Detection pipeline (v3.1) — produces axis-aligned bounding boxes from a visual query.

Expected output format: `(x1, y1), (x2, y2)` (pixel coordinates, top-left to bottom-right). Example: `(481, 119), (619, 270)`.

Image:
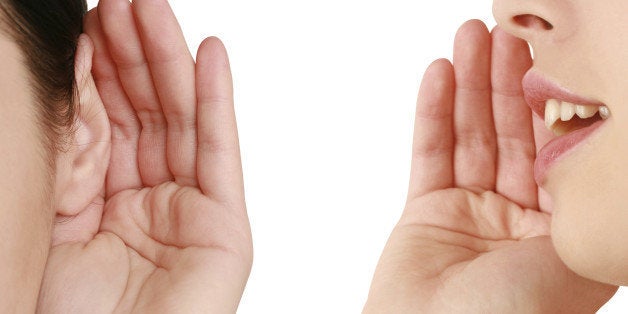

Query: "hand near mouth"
(364, 20), (616, 313)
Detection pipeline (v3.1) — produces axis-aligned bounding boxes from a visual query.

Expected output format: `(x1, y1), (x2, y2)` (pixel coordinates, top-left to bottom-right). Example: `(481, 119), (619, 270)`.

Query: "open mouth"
(543, 99), (610, 136)
(522, 70), (611, 183)
(523, 70), (611, 135)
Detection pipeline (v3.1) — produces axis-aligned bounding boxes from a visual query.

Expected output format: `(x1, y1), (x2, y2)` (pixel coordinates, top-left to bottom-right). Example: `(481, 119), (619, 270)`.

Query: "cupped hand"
(37, 0), (251, 312)
(364, 20), (616, 313)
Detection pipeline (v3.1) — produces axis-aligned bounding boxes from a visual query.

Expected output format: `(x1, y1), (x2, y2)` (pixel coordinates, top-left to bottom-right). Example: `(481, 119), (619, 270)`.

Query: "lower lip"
(534, 121), (605, 185)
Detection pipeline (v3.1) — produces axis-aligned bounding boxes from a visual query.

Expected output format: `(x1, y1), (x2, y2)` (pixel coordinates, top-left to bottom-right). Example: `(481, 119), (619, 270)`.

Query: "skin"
(37, 0), (252, 312)
(494, 0), (628, 286)
(0, 31), (56, 313)
(364, 20), (618, 313)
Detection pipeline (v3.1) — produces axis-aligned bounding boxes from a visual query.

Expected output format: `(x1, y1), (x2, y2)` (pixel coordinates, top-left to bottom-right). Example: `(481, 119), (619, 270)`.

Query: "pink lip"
(533, 120), (604, 184)
(522, 70), (607, 184)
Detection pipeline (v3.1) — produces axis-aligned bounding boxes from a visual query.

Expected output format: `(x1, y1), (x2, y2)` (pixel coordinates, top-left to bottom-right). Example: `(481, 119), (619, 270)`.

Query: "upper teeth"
(544, 99), (610, 130)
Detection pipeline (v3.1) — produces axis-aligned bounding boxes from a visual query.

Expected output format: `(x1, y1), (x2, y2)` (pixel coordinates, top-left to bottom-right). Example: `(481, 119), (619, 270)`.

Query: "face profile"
(495, 0), (628, 286)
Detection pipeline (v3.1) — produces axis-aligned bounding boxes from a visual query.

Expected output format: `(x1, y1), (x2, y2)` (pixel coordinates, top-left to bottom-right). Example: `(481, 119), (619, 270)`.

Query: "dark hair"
(0, 0), (87, 157)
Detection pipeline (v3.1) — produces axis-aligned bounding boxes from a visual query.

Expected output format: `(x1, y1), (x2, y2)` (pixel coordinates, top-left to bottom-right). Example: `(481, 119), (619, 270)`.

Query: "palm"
(38, 0), (251, 313)
(398, 189), (555, 312)
(100, 184), (248, 312)
(42, 185), (249, 313)
(365, 21), (615, 313)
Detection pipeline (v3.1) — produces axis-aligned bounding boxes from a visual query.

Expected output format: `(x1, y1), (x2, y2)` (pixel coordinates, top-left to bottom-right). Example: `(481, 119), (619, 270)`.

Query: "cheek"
(0, 99), (51, 209)
(0, 116), (53, 238)
(0, 107), (55, 289)
(0, 139), (51, 211)
(547, 125), (628, 285)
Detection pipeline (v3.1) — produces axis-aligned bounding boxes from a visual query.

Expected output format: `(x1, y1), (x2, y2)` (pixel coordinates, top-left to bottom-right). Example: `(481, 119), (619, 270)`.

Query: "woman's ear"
(53, 34), (111, 217)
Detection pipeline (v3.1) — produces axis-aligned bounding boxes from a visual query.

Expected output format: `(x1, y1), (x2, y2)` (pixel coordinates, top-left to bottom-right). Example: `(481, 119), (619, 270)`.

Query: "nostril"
(513, 14), (554, 31)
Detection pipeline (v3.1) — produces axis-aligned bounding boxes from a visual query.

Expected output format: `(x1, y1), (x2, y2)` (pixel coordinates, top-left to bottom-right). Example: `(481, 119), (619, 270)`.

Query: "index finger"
(196, 37), (244, 204)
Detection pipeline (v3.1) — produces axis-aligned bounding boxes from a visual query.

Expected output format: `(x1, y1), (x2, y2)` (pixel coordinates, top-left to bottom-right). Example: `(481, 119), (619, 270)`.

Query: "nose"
(492, 0), (568, 43)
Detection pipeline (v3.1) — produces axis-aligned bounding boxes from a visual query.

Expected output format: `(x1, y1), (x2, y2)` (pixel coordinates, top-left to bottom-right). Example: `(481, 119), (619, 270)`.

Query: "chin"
(551, 200), (628, 286)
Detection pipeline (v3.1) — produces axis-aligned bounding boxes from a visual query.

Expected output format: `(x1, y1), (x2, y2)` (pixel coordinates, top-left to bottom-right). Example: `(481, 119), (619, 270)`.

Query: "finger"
(491, 27), (537, 209)
(133, 0), (198, 187)
(533, 115), (555, 212)
(196, 37), (244, 204)
(452, 20), (496, 192)
(84, 8), (142, 197)
(98, 0), (172, 186)
(533, 114), (554, 154)
(408, 59), (455, 199)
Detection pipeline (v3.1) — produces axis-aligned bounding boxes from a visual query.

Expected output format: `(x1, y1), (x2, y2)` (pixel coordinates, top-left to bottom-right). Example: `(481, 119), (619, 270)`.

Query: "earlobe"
(53, 34), (111, 217)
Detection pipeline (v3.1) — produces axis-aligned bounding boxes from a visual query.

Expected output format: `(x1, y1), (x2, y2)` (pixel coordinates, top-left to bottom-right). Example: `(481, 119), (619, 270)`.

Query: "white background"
(87, 0), (627, 313)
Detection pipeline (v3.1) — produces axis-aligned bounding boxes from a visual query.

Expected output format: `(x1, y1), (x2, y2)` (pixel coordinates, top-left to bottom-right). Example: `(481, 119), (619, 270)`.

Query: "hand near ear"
(364, 20), (616, 313)
(37, 0), (252, 312)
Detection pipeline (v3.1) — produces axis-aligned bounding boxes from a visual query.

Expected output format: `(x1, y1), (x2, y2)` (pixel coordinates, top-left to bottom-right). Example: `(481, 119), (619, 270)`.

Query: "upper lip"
(521, 70), (605, 118)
